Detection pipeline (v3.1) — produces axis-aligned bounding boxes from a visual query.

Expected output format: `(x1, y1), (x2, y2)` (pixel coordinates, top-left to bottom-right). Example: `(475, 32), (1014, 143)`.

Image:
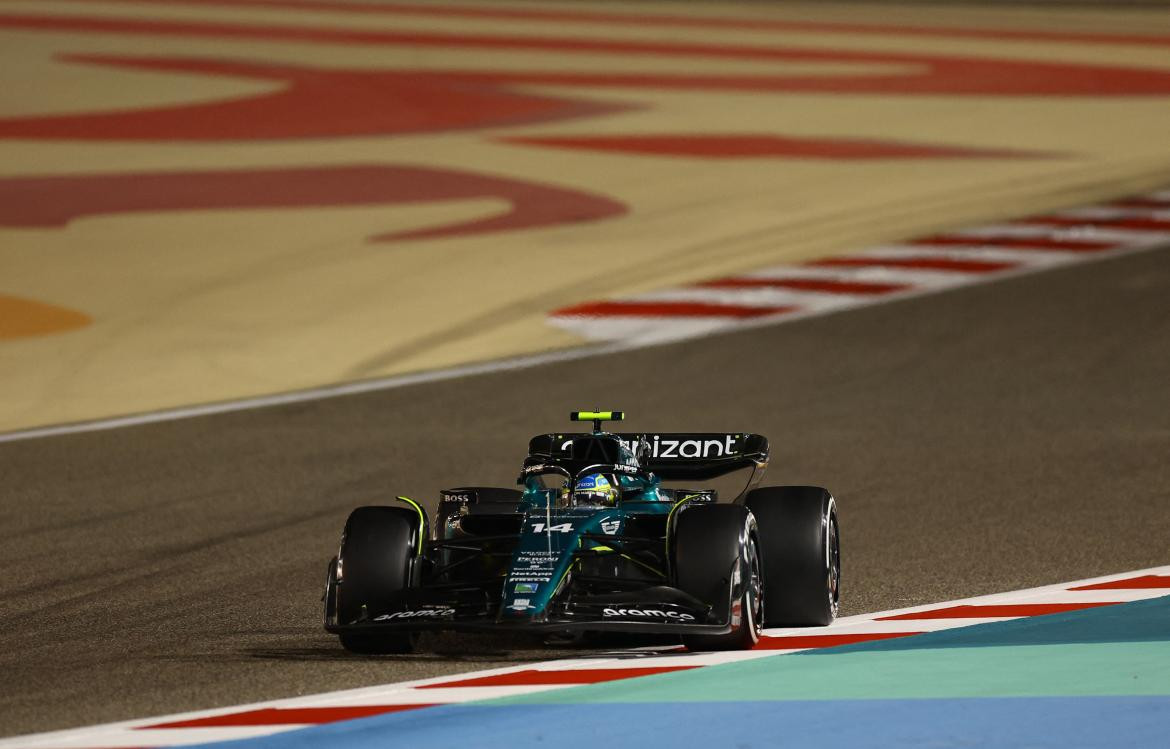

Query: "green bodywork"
(496, 479), (672, 622)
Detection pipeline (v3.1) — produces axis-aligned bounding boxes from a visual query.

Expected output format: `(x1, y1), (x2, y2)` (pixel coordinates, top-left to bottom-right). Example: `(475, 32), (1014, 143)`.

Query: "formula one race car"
(323, 411), (840, 653)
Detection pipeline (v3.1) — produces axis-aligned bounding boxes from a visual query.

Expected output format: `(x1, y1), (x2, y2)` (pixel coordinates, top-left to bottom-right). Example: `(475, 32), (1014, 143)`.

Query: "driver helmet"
(573, 473), (618, 506)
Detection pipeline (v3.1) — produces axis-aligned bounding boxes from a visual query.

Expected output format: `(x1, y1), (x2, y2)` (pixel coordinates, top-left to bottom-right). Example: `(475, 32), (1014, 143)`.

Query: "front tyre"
(335, 506), (421, 654)
(745, 486), (840, 626)
(673, 504), (763, 651)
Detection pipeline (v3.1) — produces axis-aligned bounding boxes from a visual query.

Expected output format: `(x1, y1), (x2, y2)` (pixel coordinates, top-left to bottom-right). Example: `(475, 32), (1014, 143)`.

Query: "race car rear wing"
(527, 432), (769, 482)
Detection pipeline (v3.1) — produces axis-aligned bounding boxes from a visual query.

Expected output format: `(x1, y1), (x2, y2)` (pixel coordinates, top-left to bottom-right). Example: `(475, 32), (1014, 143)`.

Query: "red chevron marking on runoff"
(0, 166), (627, 242)
(0, 55), (627, 140)
(1, 14), (1170, 146)
(6, 0), (1170, 48)
(1070, 575), (1170, 590)
(143, 705), (431, 728)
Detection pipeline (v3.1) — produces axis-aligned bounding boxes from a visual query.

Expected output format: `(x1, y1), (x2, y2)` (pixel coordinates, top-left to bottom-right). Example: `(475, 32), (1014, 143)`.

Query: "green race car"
(323, 411), (840, 653)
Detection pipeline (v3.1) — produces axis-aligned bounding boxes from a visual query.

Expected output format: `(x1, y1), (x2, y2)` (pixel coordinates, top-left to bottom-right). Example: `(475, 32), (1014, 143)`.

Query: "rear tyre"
(336, 506), (421, 654)
(672, 504), (763, 651)
(745, 486), (840, 626)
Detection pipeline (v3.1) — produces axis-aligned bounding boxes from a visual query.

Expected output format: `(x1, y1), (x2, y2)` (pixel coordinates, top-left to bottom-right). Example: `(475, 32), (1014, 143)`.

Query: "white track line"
(3, 565), (1167, 749)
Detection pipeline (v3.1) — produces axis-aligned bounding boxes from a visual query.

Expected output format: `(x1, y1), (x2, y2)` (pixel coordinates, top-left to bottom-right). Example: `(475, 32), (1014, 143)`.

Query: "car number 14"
(530, 522), (574, 533)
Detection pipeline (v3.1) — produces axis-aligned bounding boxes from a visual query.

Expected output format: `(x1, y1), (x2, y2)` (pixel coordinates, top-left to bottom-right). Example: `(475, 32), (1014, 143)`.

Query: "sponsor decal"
(600, 519), (620, 535)
(558, 435), (739, 460)
(511, 549), (558, 584)
(514, 583), (538, 593)
(516, 550), (558, 566)
(511, 598), (531, 611)
(645, 434), (737, 459)
(602, 607), (696, 621)
(373, 608), (456, 621)
(440, 490), (475, 519)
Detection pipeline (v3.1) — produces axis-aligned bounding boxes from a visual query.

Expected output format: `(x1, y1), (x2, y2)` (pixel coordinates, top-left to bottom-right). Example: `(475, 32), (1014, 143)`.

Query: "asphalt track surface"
(3, 243), (1170, 737)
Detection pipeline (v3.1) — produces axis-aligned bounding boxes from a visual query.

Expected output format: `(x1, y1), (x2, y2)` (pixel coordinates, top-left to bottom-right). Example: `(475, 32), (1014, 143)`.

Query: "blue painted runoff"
(193, 696), (1170, 749)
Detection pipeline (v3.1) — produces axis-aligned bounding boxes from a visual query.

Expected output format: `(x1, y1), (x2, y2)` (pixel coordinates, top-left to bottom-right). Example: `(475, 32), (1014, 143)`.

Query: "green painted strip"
(485, 641), (1170, 705)
(481, 595), (1170, 706)
(803, 595), (1170, 653)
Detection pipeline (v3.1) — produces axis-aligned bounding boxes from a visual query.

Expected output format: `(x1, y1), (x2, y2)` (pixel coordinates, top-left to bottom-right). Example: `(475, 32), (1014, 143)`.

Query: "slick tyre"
(744, 486), (840, 626)
(673, 504), (763, 651)
(336, 506), (420, 654)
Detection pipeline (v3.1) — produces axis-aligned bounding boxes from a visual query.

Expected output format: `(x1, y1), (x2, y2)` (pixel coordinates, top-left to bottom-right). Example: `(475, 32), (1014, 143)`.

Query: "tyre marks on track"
(549, 190), (1170, 344)
(4, 566), (1167, 749)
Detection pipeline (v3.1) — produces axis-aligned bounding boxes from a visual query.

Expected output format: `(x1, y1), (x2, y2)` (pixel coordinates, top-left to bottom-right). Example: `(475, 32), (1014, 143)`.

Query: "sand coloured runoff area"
(2, 0), (1170, 432)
